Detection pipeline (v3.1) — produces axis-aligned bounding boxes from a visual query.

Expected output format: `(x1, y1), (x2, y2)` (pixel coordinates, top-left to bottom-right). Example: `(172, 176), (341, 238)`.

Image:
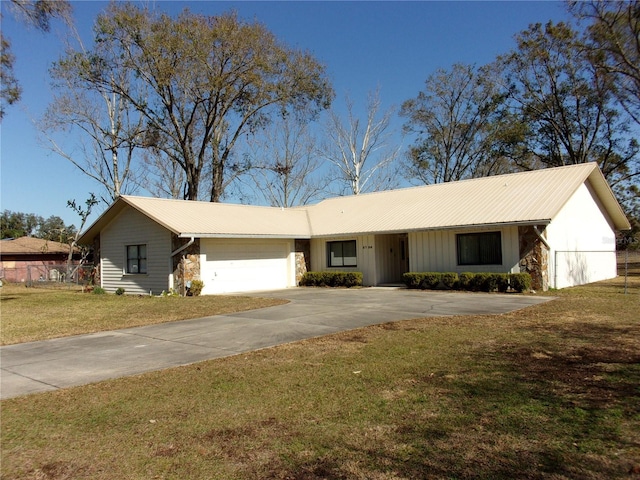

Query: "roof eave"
(180, 233), (311, 239)
(310, 220), (553, 238)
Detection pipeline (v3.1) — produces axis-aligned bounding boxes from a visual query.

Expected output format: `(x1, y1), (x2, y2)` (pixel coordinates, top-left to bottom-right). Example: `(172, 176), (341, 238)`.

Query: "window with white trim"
(328, 240), (357, 267)
(456, 232), (502, 265)
(126, 244), (147, 274)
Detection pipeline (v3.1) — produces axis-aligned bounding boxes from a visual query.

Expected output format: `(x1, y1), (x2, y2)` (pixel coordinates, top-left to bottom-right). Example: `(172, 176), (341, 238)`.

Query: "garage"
(200, 239), (294, 294)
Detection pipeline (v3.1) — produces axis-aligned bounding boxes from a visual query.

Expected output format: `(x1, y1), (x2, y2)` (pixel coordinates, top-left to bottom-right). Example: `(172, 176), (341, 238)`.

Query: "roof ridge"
(122, 195), (305, 211)
(313, 163), (599, 204)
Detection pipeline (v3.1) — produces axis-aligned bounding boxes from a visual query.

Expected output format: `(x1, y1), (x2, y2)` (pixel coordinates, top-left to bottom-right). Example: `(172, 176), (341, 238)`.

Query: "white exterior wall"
(200, 238), (296, 294)
(100, 207), (172, 295)
(310, 235), (377, 286)
(546, 182), (617, 289)
(408, 226), (521, 274)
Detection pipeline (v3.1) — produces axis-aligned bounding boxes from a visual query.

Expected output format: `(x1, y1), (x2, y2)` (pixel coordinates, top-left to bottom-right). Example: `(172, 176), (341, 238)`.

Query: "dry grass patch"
(0, 284), (286, 345)
(1, 272), (639, 479)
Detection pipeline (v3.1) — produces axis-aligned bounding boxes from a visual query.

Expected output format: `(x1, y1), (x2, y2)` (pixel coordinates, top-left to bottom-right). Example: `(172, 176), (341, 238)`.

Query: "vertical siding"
(547, 182), (617, 288)
(375, 234), (407, 283)
(100, 207), (172, 295)
(310, 235), (376, 285)
(409, 227), (519, 274)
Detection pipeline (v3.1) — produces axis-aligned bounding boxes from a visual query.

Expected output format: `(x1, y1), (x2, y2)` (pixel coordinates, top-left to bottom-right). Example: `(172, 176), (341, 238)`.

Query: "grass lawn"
(1, 270), (639, 479)
(0, 285), (287, 345)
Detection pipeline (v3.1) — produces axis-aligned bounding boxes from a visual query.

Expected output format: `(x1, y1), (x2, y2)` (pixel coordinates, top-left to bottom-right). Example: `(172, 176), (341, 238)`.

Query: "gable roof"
(80, 196), (311, 242)
(79, 163), (630, 244)
(0, 237), (75, 256)
(307, 162), (630, 236)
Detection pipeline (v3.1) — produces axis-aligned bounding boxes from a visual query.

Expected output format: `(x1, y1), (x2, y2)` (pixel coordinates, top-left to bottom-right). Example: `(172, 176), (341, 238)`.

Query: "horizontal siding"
(101, 206), (171, 295)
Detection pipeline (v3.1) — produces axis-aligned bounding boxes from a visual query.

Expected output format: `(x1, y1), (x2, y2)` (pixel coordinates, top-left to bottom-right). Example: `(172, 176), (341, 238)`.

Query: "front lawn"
(1, 273), (639, 479)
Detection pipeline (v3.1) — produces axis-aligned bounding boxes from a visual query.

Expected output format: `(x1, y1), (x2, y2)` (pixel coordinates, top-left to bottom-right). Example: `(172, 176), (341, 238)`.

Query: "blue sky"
(0, 1), (571, 227)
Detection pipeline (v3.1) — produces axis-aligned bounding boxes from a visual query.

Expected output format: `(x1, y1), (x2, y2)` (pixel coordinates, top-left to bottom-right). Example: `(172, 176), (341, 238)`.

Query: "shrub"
(300, 271), (362, 288)
(494, 273), (510, 292)
(115, 287), (125, 296)
(419, 272), (441, 290)
(509, 273), (532, 292)
(457, 272), (474, 291)
(188, 280), (204, 296)
(92, 286), (106, 295)
(402, 272), (459, 290)
(440, 272), (459, 289)
(401, 273), (422, 289)
(405, 272), (531, 293)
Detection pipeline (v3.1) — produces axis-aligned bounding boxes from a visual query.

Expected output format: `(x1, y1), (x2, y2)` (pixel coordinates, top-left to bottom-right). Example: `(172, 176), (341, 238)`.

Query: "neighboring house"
(0, 237), (81, 284)
(78, 163), (630, 295)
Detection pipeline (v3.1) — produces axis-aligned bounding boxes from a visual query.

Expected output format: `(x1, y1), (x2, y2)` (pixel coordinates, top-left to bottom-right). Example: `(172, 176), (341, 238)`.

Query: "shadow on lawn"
(270, 321), (640, 480)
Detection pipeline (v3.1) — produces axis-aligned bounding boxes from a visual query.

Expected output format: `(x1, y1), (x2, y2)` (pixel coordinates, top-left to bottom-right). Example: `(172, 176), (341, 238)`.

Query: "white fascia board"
(179, 233), (310, 239)
(309, 220), (553, 238)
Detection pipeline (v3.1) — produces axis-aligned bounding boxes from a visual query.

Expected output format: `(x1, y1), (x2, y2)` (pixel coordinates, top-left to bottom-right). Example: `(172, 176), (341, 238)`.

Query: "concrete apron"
(0, 288), (553, 400)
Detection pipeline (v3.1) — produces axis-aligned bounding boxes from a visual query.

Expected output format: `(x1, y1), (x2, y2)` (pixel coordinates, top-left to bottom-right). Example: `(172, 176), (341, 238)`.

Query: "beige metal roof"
(79, 163), (630, 244)
(306, 162), (631, 236)
(81, 196), (311, 242)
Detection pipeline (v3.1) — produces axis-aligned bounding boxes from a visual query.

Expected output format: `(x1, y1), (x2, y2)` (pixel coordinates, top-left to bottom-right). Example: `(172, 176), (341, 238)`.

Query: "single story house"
(0, 237), (81, 284)
(78, 162), (630, 295)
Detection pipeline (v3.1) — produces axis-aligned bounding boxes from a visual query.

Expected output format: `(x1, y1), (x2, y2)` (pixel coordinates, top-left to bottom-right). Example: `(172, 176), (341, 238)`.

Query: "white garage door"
(201, 240), (291, 294)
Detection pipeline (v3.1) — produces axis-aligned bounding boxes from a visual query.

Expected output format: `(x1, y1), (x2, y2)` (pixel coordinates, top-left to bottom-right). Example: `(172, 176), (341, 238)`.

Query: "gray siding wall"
(100, 206), (172, 295)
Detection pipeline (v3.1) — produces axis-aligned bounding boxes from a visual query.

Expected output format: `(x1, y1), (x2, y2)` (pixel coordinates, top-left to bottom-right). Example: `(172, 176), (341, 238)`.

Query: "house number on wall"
(362, 245), (373, 249)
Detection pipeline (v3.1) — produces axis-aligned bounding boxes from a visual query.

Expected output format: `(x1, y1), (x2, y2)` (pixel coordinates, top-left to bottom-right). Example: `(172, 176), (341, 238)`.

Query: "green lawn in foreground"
(0, 285), (287, 345)
(1, 273), (639, 479)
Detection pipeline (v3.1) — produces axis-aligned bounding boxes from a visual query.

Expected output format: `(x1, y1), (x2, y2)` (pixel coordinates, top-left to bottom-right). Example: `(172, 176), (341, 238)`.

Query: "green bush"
(440, 272), (459, 289)
(188, 280), (204, 296)
(401, 273), (422, 289)
(494, 273), (511, 293)
(458, 272), (475, 291)
(509, 273), (532, 292)
(115, 287), (125, 296)
(92, 286), (106, 295)
(403, 272), (532, 293)
(420, 272), (441, 289)
(300, 271), (363, 288)
(402, 272), (459, 290)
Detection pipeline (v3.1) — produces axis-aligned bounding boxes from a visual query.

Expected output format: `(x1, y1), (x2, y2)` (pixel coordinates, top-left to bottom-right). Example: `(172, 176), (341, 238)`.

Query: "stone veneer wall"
(518, 226), (549, 292)
(172, 236), (201, 296)
(295, 239), (311, 285)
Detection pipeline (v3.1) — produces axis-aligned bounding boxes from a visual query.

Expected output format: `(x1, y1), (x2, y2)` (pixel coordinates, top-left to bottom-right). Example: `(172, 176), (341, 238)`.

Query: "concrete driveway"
(0, 288), (552, 400)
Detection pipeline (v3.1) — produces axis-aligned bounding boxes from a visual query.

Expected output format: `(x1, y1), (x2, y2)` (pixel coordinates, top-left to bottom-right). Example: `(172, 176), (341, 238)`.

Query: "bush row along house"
(78, 163), (631, 295)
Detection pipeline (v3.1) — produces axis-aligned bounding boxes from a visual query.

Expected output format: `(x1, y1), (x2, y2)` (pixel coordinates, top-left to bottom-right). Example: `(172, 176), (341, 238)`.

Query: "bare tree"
(321, 89), (400, 195)
(570, 0), (640, 126)
(40, 25), (145, 204)
(65, 193), (98, 278)
(79, 5), (333, 202)
(141, 150), (186, 200)
(400, 63), (510, 185)
(496, 21), (639, 188)
(245, 114), (328, 207)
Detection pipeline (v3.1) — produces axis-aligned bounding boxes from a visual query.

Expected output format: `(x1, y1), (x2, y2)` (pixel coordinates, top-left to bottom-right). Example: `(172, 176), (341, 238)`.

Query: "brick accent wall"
(518, 226), (549, 291)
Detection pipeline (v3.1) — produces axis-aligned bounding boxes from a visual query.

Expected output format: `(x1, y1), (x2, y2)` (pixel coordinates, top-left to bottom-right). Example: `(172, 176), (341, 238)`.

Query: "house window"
(126, 244), (147, 274)
(457, 232), (502, 265)
(328, 240), (357, 267)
